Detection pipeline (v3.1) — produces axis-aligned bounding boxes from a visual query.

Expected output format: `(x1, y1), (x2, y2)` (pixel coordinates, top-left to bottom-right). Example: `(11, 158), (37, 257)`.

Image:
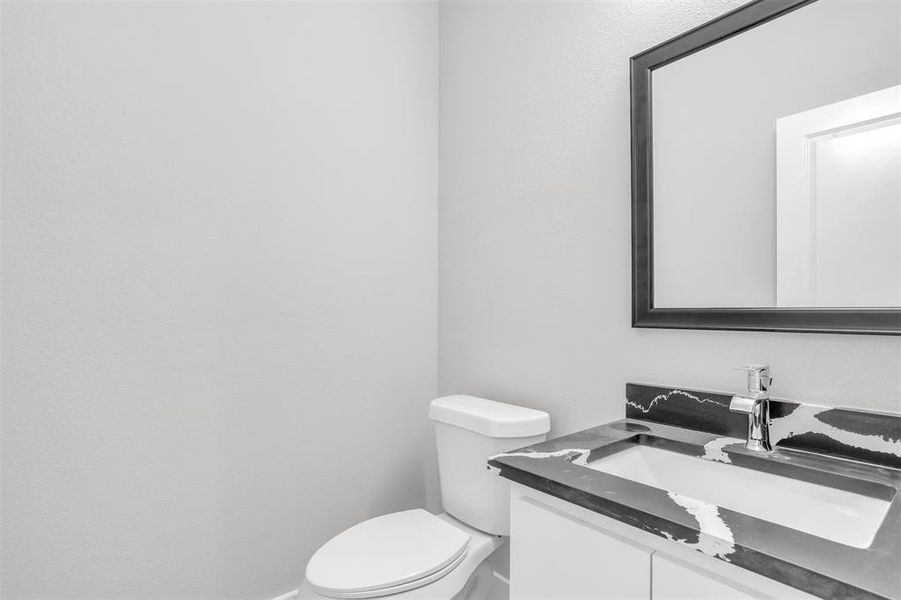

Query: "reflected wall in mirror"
(632, 0), (901, 334)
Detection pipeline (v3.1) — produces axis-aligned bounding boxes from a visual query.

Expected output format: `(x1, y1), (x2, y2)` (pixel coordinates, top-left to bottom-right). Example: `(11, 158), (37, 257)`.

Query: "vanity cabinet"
(510, 494), (651, 599)
(652, 554), (757, 600)
(509, 484), (819, 600)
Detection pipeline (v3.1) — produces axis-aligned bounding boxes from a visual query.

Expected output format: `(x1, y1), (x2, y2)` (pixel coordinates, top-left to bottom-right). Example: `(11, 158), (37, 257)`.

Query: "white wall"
(1, 2), (437, 599)
(438, 0), (901, 442)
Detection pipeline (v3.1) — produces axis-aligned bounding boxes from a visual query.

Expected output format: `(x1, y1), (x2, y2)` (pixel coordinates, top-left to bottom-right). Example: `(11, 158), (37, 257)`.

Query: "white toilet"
(299, 395), (550, 600)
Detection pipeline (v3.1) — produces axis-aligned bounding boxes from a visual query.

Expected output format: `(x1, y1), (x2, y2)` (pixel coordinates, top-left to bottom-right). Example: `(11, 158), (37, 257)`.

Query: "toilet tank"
(429, 395), (550, 536)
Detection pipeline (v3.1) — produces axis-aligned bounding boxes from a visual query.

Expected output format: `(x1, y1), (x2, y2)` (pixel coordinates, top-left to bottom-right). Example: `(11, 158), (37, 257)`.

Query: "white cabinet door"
(652, 553), (762, 600)
(510, 495), (652, 599)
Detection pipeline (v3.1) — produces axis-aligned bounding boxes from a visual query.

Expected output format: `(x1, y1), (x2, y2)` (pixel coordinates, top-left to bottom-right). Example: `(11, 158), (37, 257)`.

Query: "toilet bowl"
(299, 511), (504, 599)
(299, 396), (550, 600)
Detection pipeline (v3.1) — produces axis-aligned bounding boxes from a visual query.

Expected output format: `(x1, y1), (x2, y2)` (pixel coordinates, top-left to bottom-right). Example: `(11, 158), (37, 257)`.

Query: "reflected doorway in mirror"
(776, 85), (901, 308)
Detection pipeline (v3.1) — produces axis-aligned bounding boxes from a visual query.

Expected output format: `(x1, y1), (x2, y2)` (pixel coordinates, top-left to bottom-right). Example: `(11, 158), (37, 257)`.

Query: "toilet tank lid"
(429, 395), (550, 438)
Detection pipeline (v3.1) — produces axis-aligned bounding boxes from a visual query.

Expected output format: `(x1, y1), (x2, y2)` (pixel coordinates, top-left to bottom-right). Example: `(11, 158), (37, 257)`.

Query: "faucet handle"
(729, 395), (759, 414)
(736, 364), (771, 399)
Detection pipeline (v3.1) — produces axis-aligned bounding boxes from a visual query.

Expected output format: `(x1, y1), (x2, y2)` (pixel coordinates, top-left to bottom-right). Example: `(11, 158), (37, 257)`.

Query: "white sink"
(586, 444), (891, 549)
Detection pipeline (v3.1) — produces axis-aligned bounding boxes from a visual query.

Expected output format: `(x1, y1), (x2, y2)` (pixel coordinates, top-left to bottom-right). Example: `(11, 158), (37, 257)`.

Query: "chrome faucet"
(730, 364), (772, 451)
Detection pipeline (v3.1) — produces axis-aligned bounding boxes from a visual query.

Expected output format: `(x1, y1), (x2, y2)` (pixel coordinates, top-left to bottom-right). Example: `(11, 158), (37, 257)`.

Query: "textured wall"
(438, 0), (901, 441)
(1, 2), (437, 599)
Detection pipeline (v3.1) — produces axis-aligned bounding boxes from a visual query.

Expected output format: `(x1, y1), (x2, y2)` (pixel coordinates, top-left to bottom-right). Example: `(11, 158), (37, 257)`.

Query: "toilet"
(299, 395), (550, 599)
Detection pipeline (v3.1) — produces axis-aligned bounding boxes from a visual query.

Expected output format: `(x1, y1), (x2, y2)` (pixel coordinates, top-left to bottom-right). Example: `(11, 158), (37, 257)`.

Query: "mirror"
(631, 0), (901, 334)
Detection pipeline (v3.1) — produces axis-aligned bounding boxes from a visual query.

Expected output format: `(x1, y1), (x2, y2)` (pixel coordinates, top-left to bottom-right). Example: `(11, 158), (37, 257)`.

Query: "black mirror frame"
(630, 0), (901, 336)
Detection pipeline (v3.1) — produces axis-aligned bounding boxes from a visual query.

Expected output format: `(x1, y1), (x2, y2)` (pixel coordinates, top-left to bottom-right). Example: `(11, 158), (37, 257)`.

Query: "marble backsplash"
(626, 383), (901, 469)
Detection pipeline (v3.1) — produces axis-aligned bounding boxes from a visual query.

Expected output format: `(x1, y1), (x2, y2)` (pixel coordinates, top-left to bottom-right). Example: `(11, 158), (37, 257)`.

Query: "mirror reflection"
(652, 0), (900, 309)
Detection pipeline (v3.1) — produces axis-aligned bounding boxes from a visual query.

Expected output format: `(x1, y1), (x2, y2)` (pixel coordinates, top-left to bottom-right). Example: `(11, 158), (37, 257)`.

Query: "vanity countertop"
(489, 384), (901, 600)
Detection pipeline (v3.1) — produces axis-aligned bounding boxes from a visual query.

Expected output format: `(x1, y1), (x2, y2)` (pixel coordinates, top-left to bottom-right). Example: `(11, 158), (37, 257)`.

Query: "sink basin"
(586, 444), (891, 548)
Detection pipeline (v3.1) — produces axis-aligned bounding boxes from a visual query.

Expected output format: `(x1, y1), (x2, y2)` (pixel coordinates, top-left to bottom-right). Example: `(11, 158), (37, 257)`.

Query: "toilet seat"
(305, 509), (471, 599)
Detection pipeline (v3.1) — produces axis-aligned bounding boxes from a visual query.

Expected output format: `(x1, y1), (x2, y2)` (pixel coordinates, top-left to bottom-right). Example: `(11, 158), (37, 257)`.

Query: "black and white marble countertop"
(489, 384), (901, 600)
